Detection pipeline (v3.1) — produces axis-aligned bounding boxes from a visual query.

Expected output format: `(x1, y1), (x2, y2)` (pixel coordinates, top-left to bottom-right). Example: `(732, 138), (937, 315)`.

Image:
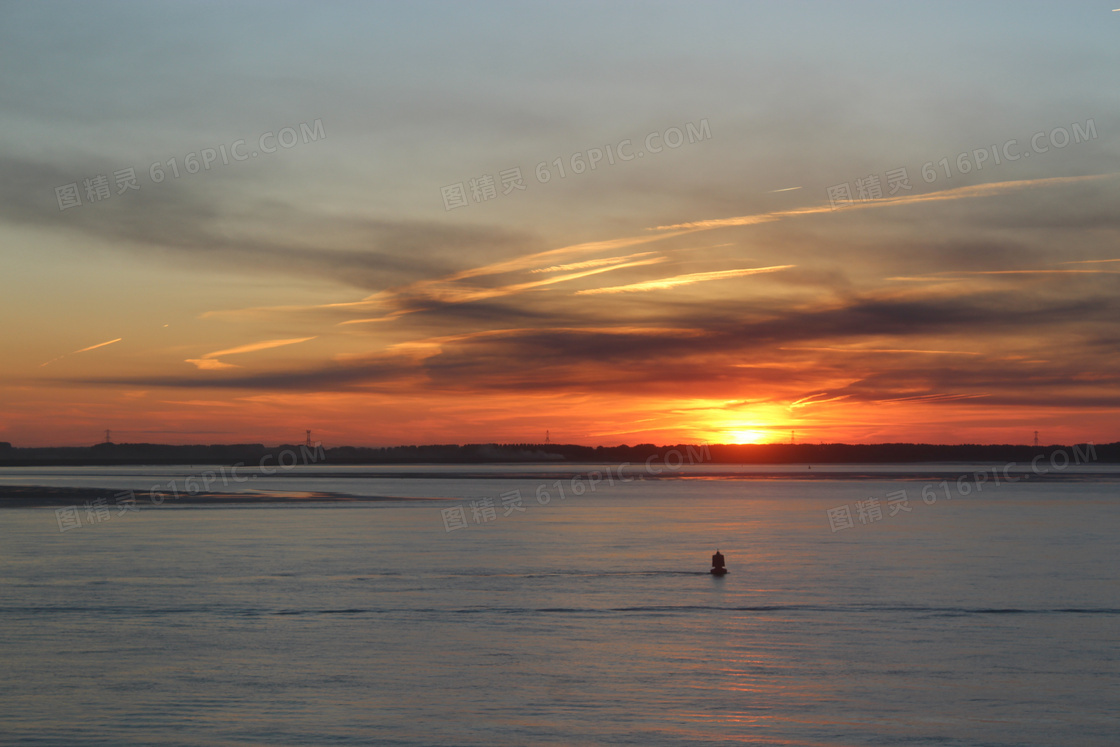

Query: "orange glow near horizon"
(725, 429), (774, 445)
(2, 372), (1116, 448)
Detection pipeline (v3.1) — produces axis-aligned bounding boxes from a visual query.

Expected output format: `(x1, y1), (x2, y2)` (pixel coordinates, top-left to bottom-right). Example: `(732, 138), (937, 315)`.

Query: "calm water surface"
(1, 466), (1118, 745)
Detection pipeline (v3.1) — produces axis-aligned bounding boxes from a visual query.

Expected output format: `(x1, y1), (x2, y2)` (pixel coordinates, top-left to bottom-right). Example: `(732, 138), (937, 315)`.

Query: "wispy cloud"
(782, 346), (981, 355)
(653, 174), (1120, 232)
(40, 337), (122, 367)
(185, 358), (241, 371)
(73, 338), (123, 354)
(186, 336), (317, 370)
(69, 285), (1120, 417)
(949, 269), (1120, 275)
(530, 251), (659, 273)
(204, 233), (689, 326)
(889, 269), (1120, 282)
(203, 337), (319, 358)
(210, 173), (1116, 331)
(789, 392), (851, 409)
(339, 257), (667, 324)
(440, 233), (690, 283)
(576, 265), (794, 295)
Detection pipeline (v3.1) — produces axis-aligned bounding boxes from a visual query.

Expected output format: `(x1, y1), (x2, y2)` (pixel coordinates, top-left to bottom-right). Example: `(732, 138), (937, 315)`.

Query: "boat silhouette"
(710, 549), (728, 576)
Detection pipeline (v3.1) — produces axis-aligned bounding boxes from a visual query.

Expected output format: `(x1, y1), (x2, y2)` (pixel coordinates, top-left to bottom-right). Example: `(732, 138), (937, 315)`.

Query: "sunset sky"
(2, 1), (1118, 447)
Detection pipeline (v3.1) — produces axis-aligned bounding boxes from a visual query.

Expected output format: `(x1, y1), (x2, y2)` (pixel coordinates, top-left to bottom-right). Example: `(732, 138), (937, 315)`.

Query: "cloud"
(21, 153), (1120, 424)
(68, 285), (1120, 407)
(530, 251), (659, 273)
(73, 337), (123, 354)
(781, 346), (981, 355)
(337, 257), (669, 324)
(184, 358), (240, 371)
(651, 173), (1120, 232)
(789, 393), (851, 409)
(576, 264), (794, 295)
(187, 336), (316, 370)
(40, 337), (122, 367)
(940, 270), (1120, 276)
(0, 155), (540, 293)
(202, 231), (690, 325)
(203, 337), (318, 359)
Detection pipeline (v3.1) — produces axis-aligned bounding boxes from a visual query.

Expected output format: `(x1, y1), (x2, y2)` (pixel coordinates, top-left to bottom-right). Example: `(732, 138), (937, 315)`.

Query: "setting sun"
(727, 429), (772, 444)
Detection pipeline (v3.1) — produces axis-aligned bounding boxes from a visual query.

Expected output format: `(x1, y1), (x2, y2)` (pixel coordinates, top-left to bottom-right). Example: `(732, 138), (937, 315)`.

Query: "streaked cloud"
(530, 251), (659, 273)
(339, 257), (667, 324)
(653, 174), (1120, 232)
(781, 347), (981, 355)
(186, 337), (316, 370)
(40, 337), (122, 367)
(73, 337), (123, 354)
(576, 265), (795, 295)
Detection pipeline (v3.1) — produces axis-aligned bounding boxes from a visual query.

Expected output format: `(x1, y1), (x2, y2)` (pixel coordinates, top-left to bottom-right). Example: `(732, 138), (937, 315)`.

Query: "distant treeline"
(0, 440), (1115, 466)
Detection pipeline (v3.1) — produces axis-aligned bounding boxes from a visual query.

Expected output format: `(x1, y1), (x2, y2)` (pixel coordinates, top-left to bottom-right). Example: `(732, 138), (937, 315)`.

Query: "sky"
(1, 0), (1118, 447)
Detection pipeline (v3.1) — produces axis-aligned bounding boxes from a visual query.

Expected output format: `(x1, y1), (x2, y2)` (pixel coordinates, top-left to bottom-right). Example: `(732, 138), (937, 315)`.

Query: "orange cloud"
(187, 336), (317, 370)
(576, 265), (794, 295)
(40, 337), (123, 367)
(652, 173), (1120, 232)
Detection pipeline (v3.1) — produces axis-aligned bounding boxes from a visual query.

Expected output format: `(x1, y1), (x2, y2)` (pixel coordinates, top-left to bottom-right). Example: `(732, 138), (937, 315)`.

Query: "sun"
(726, 429), (771, 444)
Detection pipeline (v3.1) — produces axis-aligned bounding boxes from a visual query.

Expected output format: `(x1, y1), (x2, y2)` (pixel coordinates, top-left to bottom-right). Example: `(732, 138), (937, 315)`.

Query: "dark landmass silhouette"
(0, 440), (1115, 466)
(0, 485), (438, 508)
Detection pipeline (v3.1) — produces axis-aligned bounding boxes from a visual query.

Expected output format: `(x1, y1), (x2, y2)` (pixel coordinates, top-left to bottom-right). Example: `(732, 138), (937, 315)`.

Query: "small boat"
(710, 549), (728, 576)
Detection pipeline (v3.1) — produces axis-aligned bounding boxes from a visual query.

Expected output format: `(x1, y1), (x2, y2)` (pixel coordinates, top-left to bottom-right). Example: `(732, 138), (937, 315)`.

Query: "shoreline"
(4, 466), (1119, 509)
(0, 486), (437, 508)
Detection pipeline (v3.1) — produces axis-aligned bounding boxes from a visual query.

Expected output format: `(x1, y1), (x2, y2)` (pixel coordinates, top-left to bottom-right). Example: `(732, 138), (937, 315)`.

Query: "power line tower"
(790, 430), (795, 445)
(545, 430), (550, 444)
(1034, 431), (1039, 448)
(306, 430), (312, 448)
(104, 429), (111, 444)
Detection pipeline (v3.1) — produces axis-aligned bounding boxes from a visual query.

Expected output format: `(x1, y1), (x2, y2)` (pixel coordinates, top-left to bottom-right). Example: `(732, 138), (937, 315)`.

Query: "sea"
(1, 462), (1118, 746)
